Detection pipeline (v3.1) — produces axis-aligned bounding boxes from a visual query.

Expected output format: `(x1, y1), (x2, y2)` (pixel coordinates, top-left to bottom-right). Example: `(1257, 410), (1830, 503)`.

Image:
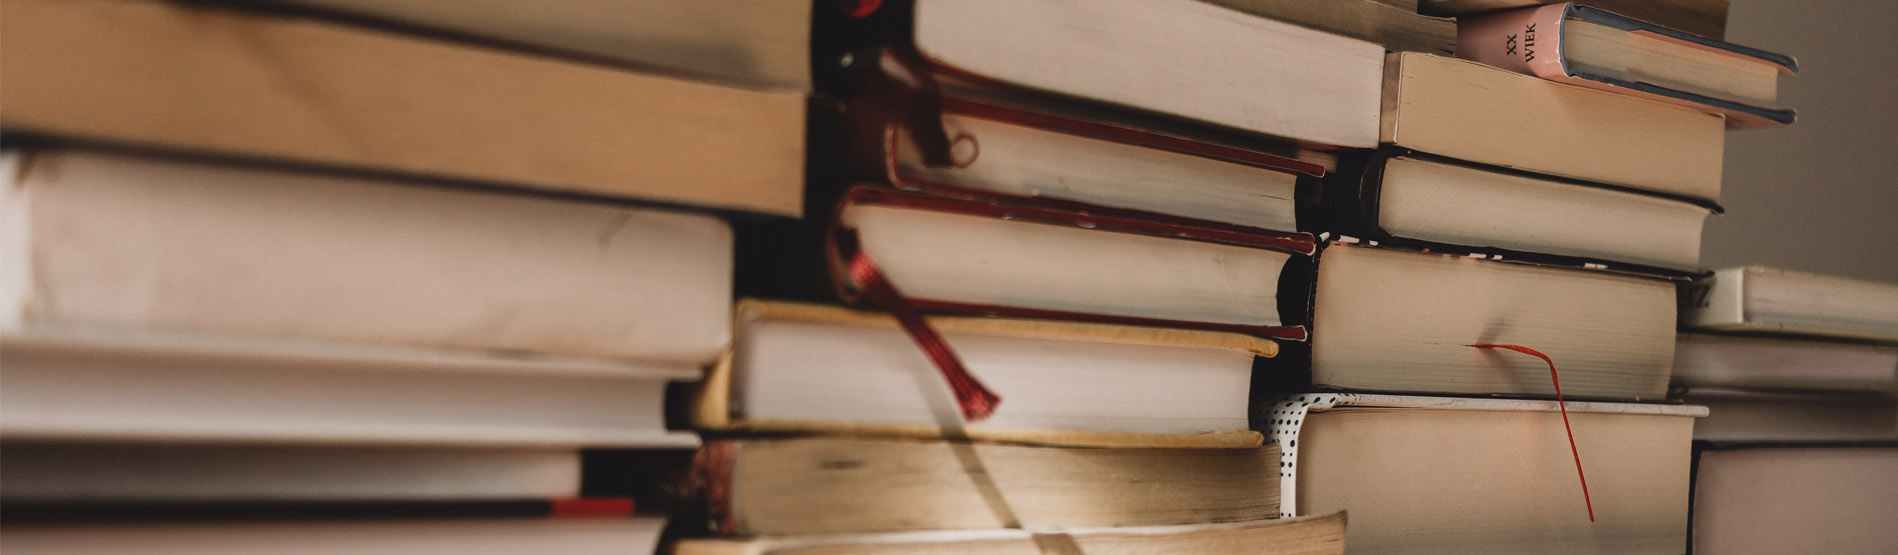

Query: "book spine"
(1455, 3), (1572, 79)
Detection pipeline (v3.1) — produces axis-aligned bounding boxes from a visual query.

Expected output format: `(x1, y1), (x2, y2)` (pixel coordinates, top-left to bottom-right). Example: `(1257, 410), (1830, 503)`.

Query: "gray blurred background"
(1708, 0), (1898, 281)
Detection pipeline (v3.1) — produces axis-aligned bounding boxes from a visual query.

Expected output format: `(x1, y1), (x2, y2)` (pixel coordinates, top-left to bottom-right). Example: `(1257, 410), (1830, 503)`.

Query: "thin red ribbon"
(1469, 343), (1595, 523)
(842, 239), (1002, 421)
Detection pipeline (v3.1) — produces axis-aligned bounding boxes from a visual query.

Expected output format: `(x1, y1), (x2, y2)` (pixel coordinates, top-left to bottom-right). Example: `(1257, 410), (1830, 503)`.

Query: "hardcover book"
(690, 437), (1281, 535)
(693, 300), (1275, 448)
(837, 0), (1387, 148)
(673, 513), (1346, 555)
(0, 0), (806, 217)
(1261, 393), (1704, 554)
(1456, 3), (1795, 127)
(1680, 267), (1898, 343)
(1324, 150), (1715, 272)
(1381, 52), (1726, 202)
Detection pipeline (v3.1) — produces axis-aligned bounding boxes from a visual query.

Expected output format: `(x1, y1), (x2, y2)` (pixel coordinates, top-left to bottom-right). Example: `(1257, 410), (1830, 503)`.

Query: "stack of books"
(674, 0), (1389, 551)
(0, 0), (805, 550)
(1263, 0), (1794, 553)
(1676, 267), (1898, 553)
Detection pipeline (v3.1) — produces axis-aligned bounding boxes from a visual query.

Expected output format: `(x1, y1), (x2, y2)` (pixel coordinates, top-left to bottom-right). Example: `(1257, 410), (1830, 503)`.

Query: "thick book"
(0, 331), (696, 447)
(0, 0), (806, 217)
(1681, 389), (1897, 442)
(1457, 3), (1795, 128)
(1204, 0), (1455, 54)
(1421, 0), (1729, 41)
(854, 87), (1326, 231)
(690, 436), (1280, 535)
(1692, 446), (1898, 554)
(848, 0), (1387, 148)
(1681, 267), (1898, 343)
(672, 513), (1346, 555)
(1325, 150), (1714, 272)
(693, 300), (1274, 448)
(236, 0), (812, 91)
(1381, 52), (1726, 203)
(1261, 393), (1704, 554)
(1673, 334), (1898, 395)
(740, 187), (1317, 340)
(1, 443), (582, 502)
(1296, 243), (1677, 401)
(0, 149), (732, 364)
(0, 513), (666, 555)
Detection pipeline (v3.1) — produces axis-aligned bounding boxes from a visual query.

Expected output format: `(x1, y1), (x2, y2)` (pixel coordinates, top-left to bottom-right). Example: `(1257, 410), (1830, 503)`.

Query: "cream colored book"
(0, 149), (731, 365)
(236, 0), (812, 91)
(1680, 267), (1898, 343)
(672, 513), (1345, 555)
(0, 0), (805, 217)
(1262, 393), (1705, 554)
(694, 300), (1273, 449)
(1381, 52), (1725, 203)
(0, 515), (667, 555)
(1307, 243), (1677, 401)
(694, 436), (1281, 535)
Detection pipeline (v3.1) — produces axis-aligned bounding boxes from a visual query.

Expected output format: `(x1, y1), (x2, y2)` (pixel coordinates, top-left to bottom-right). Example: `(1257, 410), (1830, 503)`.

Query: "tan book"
(0, 515), (666, 555)
(1381, 52), (1725, 203)
(0, 0), (805, 217)
(672, 513), (1345, 555)
(1681, 267), (1898, 343)
(233, 0), (812, 91)
(693, 437), (1281, 535)
(1421, 0), (1728, 41)
(1263, 394), (1705, 554)
(1, 149), (732, 365)
(1692, 447), (1898, 554)
(694, 300), (1273, 449)
(1205, 0), (1456, 54)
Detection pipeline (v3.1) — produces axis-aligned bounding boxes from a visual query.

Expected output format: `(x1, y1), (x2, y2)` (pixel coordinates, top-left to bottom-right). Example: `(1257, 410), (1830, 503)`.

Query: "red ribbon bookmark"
(842, 240), (1002, 422)
(1469, 343), (1595, 523)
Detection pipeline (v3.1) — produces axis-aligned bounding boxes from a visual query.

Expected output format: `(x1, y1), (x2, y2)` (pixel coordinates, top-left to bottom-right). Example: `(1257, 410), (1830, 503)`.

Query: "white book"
(0, 515), (667, 555)
(1681, 267), (1898, 343)
(0, 443), (580, 502)
(1673, 333), (1898, 394)
(1262, 393), (1705, 554)
(0, 149), (732, 364)
(0, 330), (696, 447)
(1308, 243), (1677, 400)
(913, 0), (1386, 147)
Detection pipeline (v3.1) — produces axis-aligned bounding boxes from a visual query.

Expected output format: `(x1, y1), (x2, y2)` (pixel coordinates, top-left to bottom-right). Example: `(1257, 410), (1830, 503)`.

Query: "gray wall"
(1704, 0), (1898, 282)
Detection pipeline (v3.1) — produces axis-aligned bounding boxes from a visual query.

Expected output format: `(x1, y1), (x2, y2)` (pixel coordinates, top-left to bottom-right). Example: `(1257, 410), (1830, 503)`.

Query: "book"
(1204, 0), (1456, 54)
(0, 514), (667, 555)
(693, 300), (1275, 448)
(1261, 393), (1705, 554)
(1456, 3), (1795, 128)
(864, 94), (1324, 231)
(876, 0), (1387, 148)
(0, 149), (732, 364)
(740, 187), (1317, 340)
(1692, 446), (1898, 554)
(1681, 389), (1897, 442)
(0, 0), (806, 217)
(1680, 267), (1898, 343)
(1381, 52), (1726, 203)
(1, 443), (581, 502)
(691, 437), (1281, 535)
(1673, 334), (1898, 395)
(235, 0), (813, 91)
(1421, 0), (1729, 41)
(671, 512), (1346, 555)
(1298, 243), (1677, 401)
(0, 330), (696, 447)
(1326, 151), (1714, 271)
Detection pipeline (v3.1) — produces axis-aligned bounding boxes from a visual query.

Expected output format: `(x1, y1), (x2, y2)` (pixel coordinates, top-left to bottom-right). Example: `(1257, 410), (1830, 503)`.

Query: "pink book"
(1457, 3), (1795, 128)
